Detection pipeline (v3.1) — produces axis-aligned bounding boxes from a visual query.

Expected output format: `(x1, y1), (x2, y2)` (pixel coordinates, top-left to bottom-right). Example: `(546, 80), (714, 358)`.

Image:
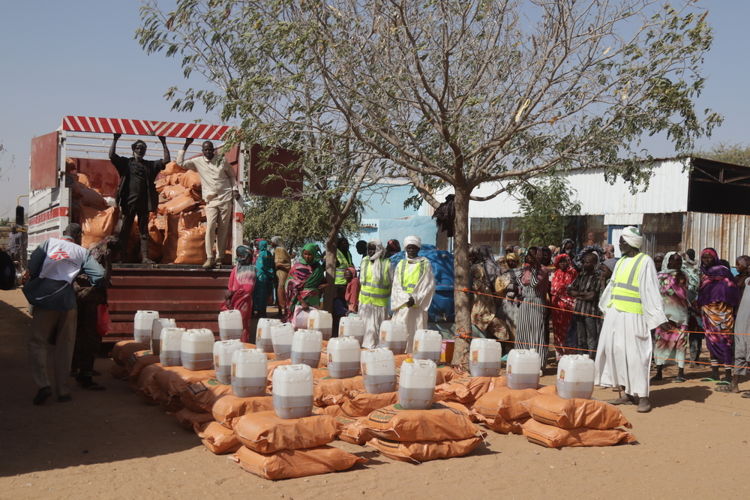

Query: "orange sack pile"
(313, 376), (365, 407)
(434, 376), (505, 405)
(523, 394), (632, 430)
(233, 445), (365, 481)
(365, 403), (483, 442)
(197, 421), (242, 454)
(179, 378), (233, 413)
(211, 395), (275, 429)
(233, 412), (339, 454)
(471, 386), (541, 434)
(340, 391), (398, 417)
(521, 419), (638, 448)
(368, 436), (484, 463)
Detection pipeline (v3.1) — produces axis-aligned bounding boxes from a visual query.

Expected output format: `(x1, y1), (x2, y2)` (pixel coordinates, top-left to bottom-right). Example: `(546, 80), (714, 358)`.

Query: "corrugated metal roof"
(436, 159), (692, 219)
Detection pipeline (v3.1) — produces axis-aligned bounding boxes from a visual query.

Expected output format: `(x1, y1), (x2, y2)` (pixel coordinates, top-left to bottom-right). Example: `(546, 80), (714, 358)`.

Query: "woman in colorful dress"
(550, 253), (577, 359)
(222, 245), (256, 342)
(286, 243), (326, 328)
(514, 247), (550, 370)
(697, 248), (740, 389)
(652, 252), (690, 382)
(252, 239), (275, 318)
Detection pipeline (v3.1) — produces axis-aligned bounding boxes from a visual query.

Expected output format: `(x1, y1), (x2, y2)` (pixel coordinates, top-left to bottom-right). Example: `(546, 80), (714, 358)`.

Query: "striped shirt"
(569, 271), (602, 316)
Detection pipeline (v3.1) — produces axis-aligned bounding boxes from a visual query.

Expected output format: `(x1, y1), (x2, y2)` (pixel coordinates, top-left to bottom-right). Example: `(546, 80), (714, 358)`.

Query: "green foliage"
(242, 195), (361, 253)
(517, 177), (581, 248)
(698, 143), (750, 167)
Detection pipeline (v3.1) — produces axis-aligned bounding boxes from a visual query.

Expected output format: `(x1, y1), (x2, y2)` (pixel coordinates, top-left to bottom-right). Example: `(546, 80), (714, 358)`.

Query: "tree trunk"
(323, 229), (338, 315)
(450, 185), (472, 368)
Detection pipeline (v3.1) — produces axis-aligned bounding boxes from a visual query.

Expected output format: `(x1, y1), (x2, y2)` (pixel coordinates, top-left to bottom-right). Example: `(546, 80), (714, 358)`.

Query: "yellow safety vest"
(399, 259), (426, 301)
(359, 258), (392, 307)
(609, 253), (647, 314)
(335, 249), (353, 285)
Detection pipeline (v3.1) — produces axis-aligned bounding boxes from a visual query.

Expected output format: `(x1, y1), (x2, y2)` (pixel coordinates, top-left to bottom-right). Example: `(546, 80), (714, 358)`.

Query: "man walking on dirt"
(176, 138), (240, 268)
(22, 223), (106, 405)
(109, 133), (170, 263)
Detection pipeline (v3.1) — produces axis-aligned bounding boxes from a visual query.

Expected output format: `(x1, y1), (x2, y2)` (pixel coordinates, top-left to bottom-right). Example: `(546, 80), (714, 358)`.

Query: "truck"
(28, 115), (300, 340)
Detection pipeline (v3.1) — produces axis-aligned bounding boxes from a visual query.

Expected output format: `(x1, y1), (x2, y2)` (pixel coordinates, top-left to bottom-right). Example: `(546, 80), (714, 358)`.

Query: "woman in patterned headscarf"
(286, 243), (326, 328)
(222, 245), (256, 342)
(550, 253), (577, 359)
(652, 251), (690, 383)
(698, 247), (740, 389)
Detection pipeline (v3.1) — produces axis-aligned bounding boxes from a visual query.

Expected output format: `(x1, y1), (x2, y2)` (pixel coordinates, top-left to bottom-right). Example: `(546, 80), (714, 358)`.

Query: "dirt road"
(1, 288), (749, 499)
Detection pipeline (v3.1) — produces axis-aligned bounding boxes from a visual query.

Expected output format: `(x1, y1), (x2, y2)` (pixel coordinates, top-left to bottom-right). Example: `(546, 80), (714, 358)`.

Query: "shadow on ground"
(0, 292), (199, 477)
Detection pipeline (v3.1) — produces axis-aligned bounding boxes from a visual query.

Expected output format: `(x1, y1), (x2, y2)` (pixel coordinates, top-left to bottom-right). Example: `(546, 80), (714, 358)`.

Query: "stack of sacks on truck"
(520, 393), (637, 448)
(232, 411), (365, 480)
(363, 403), (486, 463)
(66, 158), (119, 249)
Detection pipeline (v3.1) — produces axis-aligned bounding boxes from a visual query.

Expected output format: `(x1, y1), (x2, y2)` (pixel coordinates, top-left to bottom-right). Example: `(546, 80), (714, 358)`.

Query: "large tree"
(137, 0), (388, 308)
(138, 0), (719, 363)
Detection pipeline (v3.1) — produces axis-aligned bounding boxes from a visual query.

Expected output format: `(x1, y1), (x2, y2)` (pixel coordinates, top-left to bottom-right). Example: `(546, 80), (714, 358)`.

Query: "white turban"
(403, 235), (422, 248)
(621, 226), (643, 249)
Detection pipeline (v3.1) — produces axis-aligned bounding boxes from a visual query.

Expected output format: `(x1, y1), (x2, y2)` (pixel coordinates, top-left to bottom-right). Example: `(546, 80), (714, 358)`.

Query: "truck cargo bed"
(106, 264), (231, 341)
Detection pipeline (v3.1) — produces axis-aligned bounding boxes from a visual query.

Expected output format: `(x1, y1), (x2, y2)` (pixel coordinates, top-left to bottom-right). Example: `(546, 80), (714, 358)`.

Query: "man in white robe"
(359, 240), (393, 348)
(390, 235), (436, 352)
(595, 226), (668, 413)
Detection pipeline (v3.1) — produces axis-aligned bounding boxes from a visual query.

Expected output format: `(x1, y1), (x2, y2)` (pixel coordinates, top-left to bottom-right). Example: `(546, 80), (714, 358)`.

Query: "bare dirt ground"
(1, 288), (749, 500)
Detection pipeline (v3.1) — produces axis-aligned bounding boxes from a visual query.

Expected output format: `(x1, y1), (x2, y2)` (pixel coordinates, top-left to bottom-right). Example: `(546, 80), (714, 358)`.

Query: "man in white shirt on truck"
(176, 138), (241, 269)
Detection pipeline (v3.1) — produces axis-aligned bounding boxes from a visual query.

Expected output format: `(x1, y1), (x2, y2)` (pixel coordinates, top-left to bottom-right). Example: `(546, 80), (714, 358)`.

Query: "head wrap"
(271, 236), (283, 246)
(603, 258), (618, 272)
(701, 247), (719, 266)
(404, 235), (422, 248)
(301, 243), (321, 266)
(385, 239), (401, 257)
(553, 253), (571, 268)
(505, 252), (519, 264)
(236, 245), (252, 263)
(621, 226), (643, 249)
(258, 239), (268, 252)
(367, 240), (385, 261)
(661, 251), (677, 273)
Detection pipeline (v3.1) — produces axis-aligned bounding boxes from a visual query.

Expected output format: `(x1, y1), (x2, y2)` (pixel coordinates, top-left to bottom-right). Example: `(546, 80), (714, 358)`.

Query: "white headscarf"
(368, 240), (385, 262)
(661, 251), (677, 273)
(621, 226), (643, 250)
(404, 235), (422, 248)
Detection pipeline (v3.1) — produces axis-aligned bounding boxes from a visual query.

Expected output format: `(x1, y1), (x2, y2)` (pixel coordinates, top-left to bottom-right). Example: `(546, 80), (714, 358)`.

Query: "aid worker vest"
(39, 238), (88, 284)
(359, 258), (392, 307)
(609, 253), (647, 314)
(335, 249), (353, 285)
(399, 258), (426, 299)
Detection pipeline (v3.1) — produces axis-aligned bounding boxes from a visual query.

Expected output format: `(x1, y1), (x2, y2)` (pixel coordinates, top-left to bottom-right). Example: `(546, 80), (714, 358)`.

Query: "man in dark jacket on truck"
(23, 223), (106, 405)
(109, 133), (170, 263)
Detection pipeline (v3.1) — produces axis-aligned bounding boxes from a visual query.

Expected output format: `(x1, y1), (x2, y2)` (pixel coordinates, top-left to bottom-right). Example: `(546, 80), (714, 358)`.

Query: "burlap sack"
(174, 225), (207, 265)
(472, 386), (540, 422)
(162, 184), (189, 200)
(234, 445), (366, 480)
(212, 395), (275, 428)
(367, 436), (484, 463)
(154, 366), (215, 411)
(81, 206), (118, 249)
(335, 416), (371, 445)
(340, 391), (398, 417)
(437, 400), (476, 422)
(312, 405), (344, 417)
(112, 341), (149, 366)
(136, 363), (166, 404)
(523, 394), (632, 430)
(197, 421), (242, 454)
(161, 193), (199, 215)
(365, 403), (483, 442)
(162, 161), (186, 176)
(473, 414), (527, 435)
(234, 411), (339, 453)
(127, 351), (159, 383)
(173, 407), (214, 431)
(314, 376), (365, 407)
(179, 378), (233, 413)
(433, 376), (505, 405)
(435, 366), (460, 385)
(180, 170), (202, 192)
(522, 419), (638, 448)
(537, 384), (557, 395)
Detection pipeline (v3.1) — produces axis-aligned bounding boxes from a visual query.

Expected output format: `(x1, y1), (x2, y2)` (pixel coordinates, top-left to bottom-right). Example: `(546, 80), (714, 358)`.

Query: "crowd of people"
(468, 226), (750, 411)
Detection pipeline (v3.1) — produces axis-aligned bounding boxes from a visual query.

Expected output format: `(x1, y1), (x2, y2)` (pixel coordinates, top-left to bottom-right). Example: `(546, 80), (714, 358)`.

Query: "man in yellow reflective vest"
(391, 235), (436, 352)
(335, 237), (353, 286)
(358, 240), (393, 348)
(595, 226), (669, 413)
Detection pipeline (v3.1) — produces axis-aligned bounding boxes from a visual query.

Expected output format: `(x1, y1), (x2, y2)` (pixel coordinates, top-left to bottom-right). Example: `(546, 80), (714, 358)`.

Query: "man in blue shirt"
(23, 224), (106, 405)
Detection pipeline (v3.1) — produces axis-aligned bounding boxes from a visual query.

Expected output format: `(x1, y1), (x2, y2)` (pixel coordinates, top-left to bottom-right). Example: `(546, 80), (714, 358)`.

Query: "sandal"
(740, 391), (750, 399)
(674, 376), (686, 383)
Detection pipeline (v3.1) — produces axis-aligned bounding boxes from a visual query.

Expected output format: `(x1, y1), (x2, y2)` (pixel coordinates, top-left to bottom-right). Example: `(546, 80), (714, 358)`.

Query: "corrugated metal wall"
(684, 212), (750, 263)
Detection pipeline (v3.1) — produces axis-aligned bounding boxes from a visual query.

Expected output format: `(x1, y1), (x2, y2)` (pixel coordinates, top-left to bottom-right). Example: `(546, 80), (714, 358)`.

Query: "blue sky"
(0, 0), (748, 219)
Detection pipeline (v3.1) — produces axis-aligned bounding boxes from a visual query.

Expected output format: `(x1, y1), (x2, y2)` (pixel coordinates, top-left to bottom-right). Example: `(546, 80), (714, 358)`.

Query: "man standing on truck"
(176, 138), (240, 269)
(22, 223), (106, 405)
(109, 133), (170, 263)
